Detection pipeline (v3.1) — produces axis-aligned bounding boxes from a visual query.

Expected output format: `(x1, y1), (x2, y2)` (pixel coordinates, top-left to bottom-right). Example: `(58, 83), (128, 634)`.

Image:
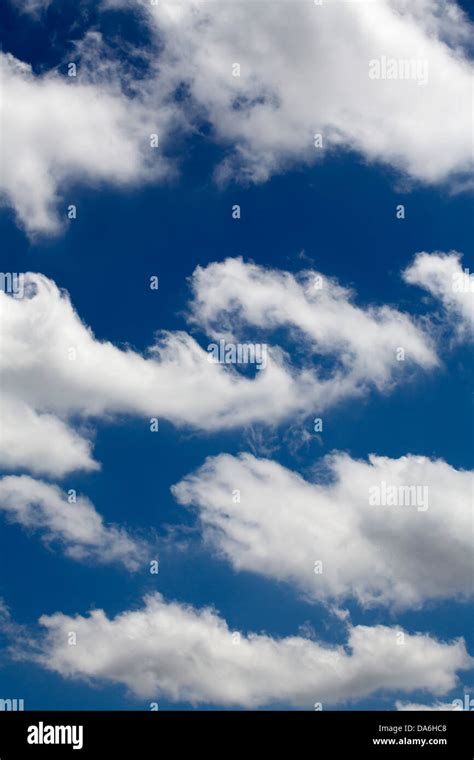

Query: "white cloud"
(4, 1), (472, 234)
(0, 261), (436, 476)
(0, 396), (98, 478)
(0, 50), (172, 235)
(396, 700), (460, 710)
(172, 451), (473, 608)
(134, 0), (473, 185)
(188, 256), (437, 389)
(403, 252), (474, 339)
(23, 593), (472, 707)
(0, 475), (147, 569)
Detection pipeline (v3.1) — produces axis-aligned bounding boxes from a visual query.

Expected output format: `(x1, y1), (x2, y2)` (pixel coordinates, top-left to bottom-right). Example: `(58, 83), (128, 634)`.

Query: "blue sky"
(0, 0), (473, 710)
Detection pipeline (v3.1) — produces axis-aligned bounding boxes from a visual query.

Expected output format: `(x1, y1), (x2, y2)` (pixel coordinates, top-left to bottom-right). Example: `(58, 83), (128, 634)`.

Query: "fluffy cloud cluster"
(136, 0), (473, 185)
(0, 396), (98, 478)
(0, 258), (436, 476)
(24, 593), (471, 707)
(173, 451), (473, 608)
(0, 50), (171, 235)
(404, 251), (474, 339)
(188, 256), (437, 389)
(2, 0), (472, 710)
(0, 476), (147, 569)
(3, 0), (474, 235)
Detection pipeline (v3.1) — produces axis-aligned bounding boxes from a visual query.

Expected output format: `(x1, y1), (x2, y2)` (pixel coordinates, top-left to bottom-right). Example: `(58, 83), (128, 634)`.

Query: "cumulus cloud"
(0, 50), (172, 235)
(4, 1), (473, 234)
(22, 593), (472, 707)
(0, 397), (98, 478)
(172, 451), (473, 608)
(131, 0), (473, 185)
(188, 256), (437, 389)
(0, 476), (147, 569)
(403, 252), (474, 339)
(0, 260), (436, 476)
